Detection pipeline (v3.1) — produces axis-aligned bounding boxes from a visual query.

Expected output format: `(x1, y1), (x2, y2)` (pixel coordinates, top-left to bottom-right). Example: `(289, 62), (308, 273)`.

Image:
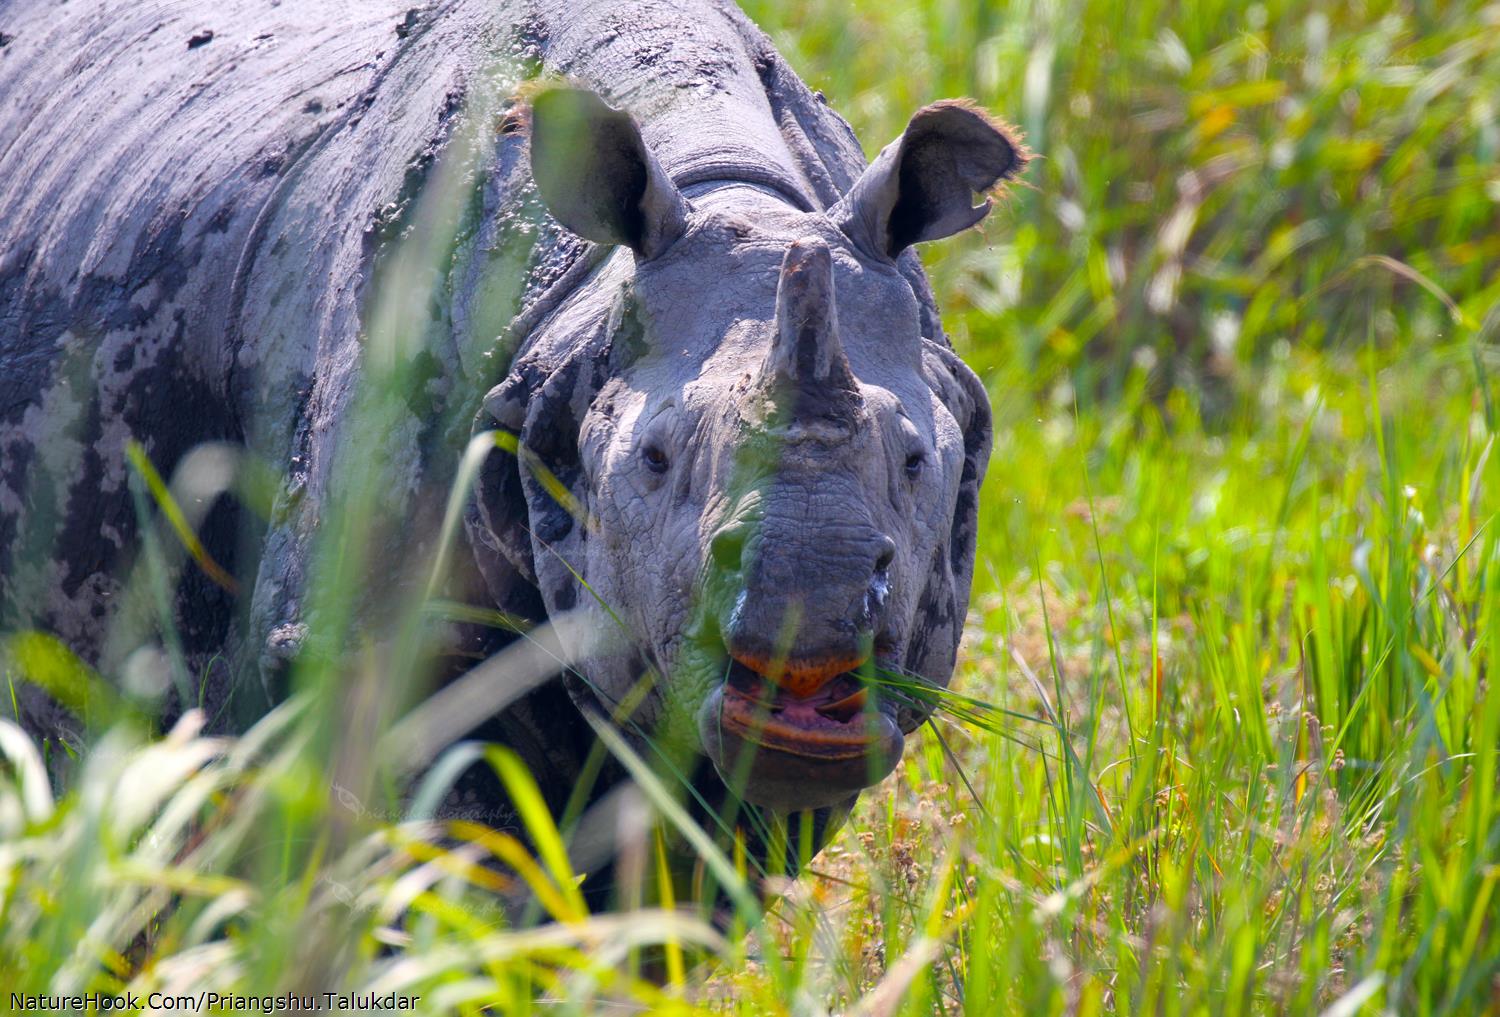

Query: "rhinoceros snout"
(699, 524), (907, 811)
(711, 520), (896, 699)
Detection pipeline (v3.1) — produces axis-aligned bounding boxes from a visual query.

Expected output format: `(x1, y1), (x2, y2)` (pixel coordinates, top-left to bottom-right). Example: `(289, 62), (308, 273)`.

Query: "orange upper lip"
(729, 649), (867, 698)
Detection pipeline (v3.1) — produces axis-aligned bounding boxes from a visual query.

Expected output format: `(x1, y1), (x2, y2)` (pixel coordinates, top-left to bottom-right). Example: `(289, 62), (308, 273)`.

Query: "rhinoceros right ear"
(831, 100), (1027, 260)
(529, 86), (689, 260)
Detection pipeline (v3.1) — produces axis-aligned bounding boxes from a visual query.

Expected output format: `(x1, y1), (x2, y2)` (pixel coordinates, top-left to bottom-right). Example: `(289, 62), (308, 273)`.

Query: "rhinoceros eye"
(904, 450), (925, 479)
(642, 444), (670, 474)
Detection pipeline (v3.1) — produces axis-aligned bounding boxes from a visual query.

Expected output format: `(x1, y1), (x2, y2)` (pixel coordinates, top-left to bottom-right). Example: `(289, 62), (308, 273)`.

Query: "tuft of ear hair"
(528, 85), (689, 260)
(831, 99), (1029, 260)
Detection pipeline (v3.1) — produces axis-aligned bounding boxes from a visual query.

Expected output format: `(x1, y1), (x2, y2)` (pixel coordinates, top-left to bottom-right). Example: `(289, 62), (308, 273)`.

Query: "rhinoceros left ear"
(529, 86), (689, 260)
(831, 100), (1027, 260)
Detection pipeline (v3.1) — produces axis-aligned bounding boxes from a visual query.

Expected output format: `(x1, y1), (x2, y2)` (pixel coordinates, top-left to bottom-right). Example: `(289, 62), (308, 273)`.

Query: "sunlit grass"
(5, 337), (1496, 1012)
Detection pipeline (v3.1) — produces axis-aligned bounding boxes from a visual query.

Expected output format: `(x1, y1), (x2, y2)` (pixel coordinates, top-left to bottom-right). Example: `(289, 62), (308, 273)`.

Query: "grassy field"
(3, 0), (1499, 1013)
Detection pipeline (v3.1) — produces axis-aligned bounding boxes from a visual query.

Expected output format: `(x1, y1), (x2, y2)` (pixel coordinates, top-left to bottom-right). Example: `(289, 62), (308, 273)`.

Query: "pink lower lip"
(698, 682), (906, 811)
(717, 681), (889, 760)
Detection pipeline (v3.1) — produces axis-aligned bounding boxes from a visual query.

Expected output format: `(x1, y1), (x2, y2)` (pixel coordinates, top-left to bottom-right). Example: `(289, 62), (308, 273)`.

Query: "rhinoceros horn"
(759, 238), (860, 419)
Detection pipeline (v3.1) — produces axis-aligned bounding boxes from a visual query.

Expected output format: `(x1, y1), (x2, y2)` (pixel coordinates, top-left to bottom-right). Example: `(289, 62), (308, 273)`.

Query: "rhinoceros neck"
(533, 0), (866, 211)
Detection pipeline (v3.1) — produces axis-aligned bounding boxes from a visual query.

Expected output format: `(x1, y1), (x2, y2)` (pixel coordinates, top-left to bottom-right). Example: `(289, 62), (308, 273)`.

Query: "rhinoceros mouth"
(697, 660), (905, 812)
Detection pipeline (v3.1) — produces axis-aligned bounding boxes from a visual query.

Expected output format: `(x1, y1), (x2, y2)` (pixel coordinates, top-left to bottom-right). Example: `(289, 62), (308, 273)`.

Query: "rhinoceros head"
(473, 87), (1024, 813)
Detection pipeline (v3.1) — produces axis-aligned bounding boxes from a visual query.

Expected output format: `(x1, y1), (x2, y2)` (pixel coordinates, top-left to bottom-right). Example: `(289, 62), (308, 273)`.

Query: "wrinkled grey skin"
(0, 0), (1022, 884)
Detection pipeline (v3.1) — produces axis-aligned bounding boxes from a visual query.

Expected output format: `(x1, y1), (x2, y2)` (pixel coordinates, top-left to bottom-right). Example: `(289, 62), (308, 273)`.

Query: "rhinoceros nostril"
(710, 525), (747, 573)
(866, 572), (890, 617)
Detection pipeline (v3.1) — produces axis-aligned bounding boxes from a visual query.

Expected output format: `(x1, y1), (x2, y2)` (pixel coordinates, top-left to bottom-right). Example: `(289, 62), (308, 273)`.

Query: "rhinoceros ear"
(831, 100), (1027, 260)
(529, 86), (689, 260)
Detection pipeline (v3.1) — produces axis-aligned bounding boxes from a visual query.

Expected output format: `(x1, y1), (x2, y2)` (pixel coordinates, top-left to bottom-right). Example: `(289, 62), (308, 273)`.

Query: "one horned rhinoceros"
(0, 0), (1025, 882)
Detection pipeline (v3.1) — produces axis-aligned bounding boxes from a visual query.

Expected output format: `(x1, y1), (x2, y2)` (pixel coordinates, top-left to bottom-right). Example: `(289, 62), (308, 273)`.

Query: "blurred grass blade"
(0, 719), (54, 821)
(484, 744), (588, 920)
(125, 440), (238, 595)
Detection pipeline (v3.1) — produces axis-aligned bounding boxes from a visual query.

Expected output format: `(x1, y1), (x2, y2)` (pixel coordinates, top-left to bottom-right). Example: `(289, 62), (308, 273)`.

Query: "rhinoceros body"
(0, 0), (1022, 889)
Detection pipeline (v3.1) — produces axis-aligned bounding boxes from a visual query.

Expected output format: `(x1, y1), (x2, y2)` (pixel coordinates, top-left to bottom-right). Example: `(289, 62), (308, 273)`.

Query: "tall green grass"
(744, 0), (1500, 404)
(3, 0), (1499, 1013)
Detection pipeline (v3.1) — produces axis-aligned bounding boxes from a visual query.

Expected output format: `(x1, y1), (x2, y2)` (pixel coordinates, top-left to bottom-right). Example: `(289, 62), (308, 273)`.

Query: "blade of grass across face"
(382, 607), (618, 772)
(422, 430), (510, 602)
(420, 599), (533, 634)
(491, 426), (795, 883)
